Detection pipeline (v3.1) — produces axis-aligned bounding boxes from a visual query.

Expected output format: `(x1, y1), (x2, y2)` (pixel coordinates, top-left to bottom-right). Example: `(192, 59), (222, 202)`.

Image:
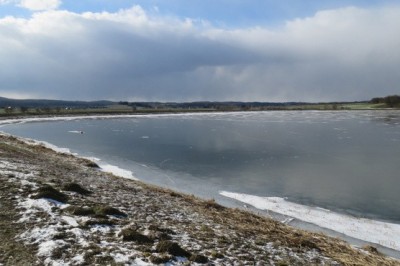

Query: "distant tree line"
(370, 95), (400, 107)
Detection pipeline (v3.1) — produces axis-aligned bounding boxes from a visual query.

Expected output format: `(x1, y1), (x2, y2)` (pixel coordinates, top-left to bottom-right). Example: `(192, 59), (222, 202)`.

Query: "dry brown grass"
(140, 181), (400, 265)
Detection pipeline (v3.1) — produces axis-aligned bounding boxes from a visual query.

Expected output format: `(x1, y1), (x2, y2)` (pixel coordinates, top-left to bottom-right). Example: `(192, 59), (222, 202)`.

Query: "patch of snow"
(90, 225), (112, 234)
(220, 191), (400, 251)
(61, 216), (79, 227)
(133, 258), (152, 265)
(19, 225), (59, 245)
(67, 228), (88, 246)
(38, 239), (66, 257)
(82, 156), (100, 162)
(71, 254), (84, 264)
(112, 253), (131, 263)
(0, 160), (18, 170)
(19, 198), (56, 214)
(20, 179), (37, 187)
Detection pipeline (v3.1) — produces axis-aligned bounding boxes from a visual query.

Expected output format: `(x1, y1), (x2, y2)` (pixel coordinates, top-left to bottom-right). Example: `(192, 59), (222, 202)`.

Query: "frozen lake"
(2, 110), (400, 252)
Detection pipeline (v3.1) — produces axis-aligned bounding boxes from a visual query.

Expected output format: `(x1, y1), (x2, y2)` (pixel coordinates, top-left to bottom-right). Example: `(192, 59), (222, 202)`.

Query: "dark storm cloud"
(0, 6), (399, 101)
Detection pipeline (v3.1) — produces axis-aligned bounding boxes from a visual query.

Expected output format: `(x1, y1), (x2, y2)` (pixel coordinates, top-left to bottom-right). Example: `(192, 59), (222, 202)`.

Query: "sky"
(0, 0), (399, 102)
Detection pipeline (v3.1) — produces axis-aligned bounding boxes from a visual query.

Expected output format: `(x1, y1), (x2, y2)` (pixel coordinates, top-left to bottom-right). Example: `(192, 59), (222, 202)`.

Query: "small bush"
(63, 183), (92, 195)
(32, 185), (68, 203)
(156, 241), (191, 257)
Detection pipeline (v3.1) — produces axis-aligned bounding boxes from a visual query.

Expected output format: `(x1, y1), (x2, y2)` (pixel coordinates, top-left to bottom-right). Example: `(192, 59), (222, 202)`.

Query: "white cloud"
(0, 5), (399, 101)
(18, 0), (61, 11)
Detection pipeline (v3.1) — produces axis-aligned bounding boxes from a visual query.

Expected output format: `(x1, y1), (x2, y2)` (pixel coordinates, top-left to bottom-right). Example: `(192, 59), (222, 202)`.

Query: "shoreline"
(8, 129), (400, 258)
(0, 119), (399, 264)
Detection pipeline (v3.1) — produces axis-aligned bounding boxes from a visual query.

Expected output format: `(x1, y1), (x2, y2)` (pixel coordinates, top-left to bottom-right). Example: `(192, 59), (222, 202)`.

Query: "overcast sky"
(0, 0), (399, 102)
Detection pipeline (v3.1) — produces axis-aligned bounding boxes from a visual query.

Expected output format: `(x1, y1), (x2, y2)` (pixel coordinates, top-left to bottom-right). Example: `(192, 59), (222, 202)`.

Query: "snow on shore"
(220, 191), (400, 251)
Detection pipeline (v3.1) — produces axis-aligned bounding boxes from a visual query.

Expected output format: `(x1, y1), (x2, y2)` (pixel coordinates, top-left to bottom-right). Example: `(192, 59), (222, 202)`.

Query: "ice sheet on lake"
(220, 191), (400, 251)
(99, 163), (138, 181)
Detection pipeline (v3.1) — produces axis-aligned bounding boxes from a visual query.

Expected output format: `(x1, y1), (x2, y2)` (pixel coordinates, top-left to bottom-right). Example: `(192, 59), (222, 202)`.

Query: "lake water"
(1, 111), (400, 251)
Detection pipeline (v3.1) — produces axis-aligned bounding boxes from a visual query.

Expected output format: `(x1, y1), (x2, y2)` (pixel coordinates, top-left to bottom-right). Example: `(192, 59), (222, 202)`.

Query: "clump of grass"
(276, 260), (290, 266)
(51, 247), (64, 260)
(32, 185), (68, 203)
(211, 250), (224, 259)
(203, 199), (225, 210)
(363, 245), (380, 255)
(84, 219), (115, 227)
(63, 182), (92, 196)
(52, 232), (72, 240)
(168, 191), (181, 198)
(120, 228), (153, 244)
(189, 254), (208, 263)
(147, 224), (174, 240)
(94, 206), (127, 217)
(156, 241), (191, 257)
(147, 231), (171, 241)
(64, 206), (95, 216)
(148, 225), (175, 235)
(83, 245), (102, 263)
(65, 204), (127, 219)
(86, 162), (99, 168)
(94, 255), (115, 264)
(299, 239), (320, 251)
(149, 255), (171, 264)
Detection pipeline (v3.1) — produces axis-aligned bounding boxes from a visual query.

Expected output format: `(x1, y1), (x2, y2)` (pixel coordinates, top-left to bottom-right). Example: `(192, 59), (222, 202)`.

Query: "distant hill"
(0, 97), (113, 108)
(0, 96), (380, 113)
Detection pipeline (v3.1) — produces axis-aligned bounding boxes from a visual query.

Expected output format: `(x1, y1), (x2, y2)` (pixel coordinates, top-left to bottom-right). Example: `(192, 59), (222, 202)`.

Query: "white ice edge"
(0, 112), (258, 127)
(98, 163), (138, 181)
(220, 191), (400, 251)
(0, 132), (138, 181)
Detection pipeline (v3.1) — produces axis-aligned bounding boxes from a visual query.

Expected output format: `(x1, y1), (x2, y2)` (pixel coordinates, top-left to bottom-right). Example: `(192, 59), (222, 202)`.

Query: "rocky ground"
(0, 133), (399, 265)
